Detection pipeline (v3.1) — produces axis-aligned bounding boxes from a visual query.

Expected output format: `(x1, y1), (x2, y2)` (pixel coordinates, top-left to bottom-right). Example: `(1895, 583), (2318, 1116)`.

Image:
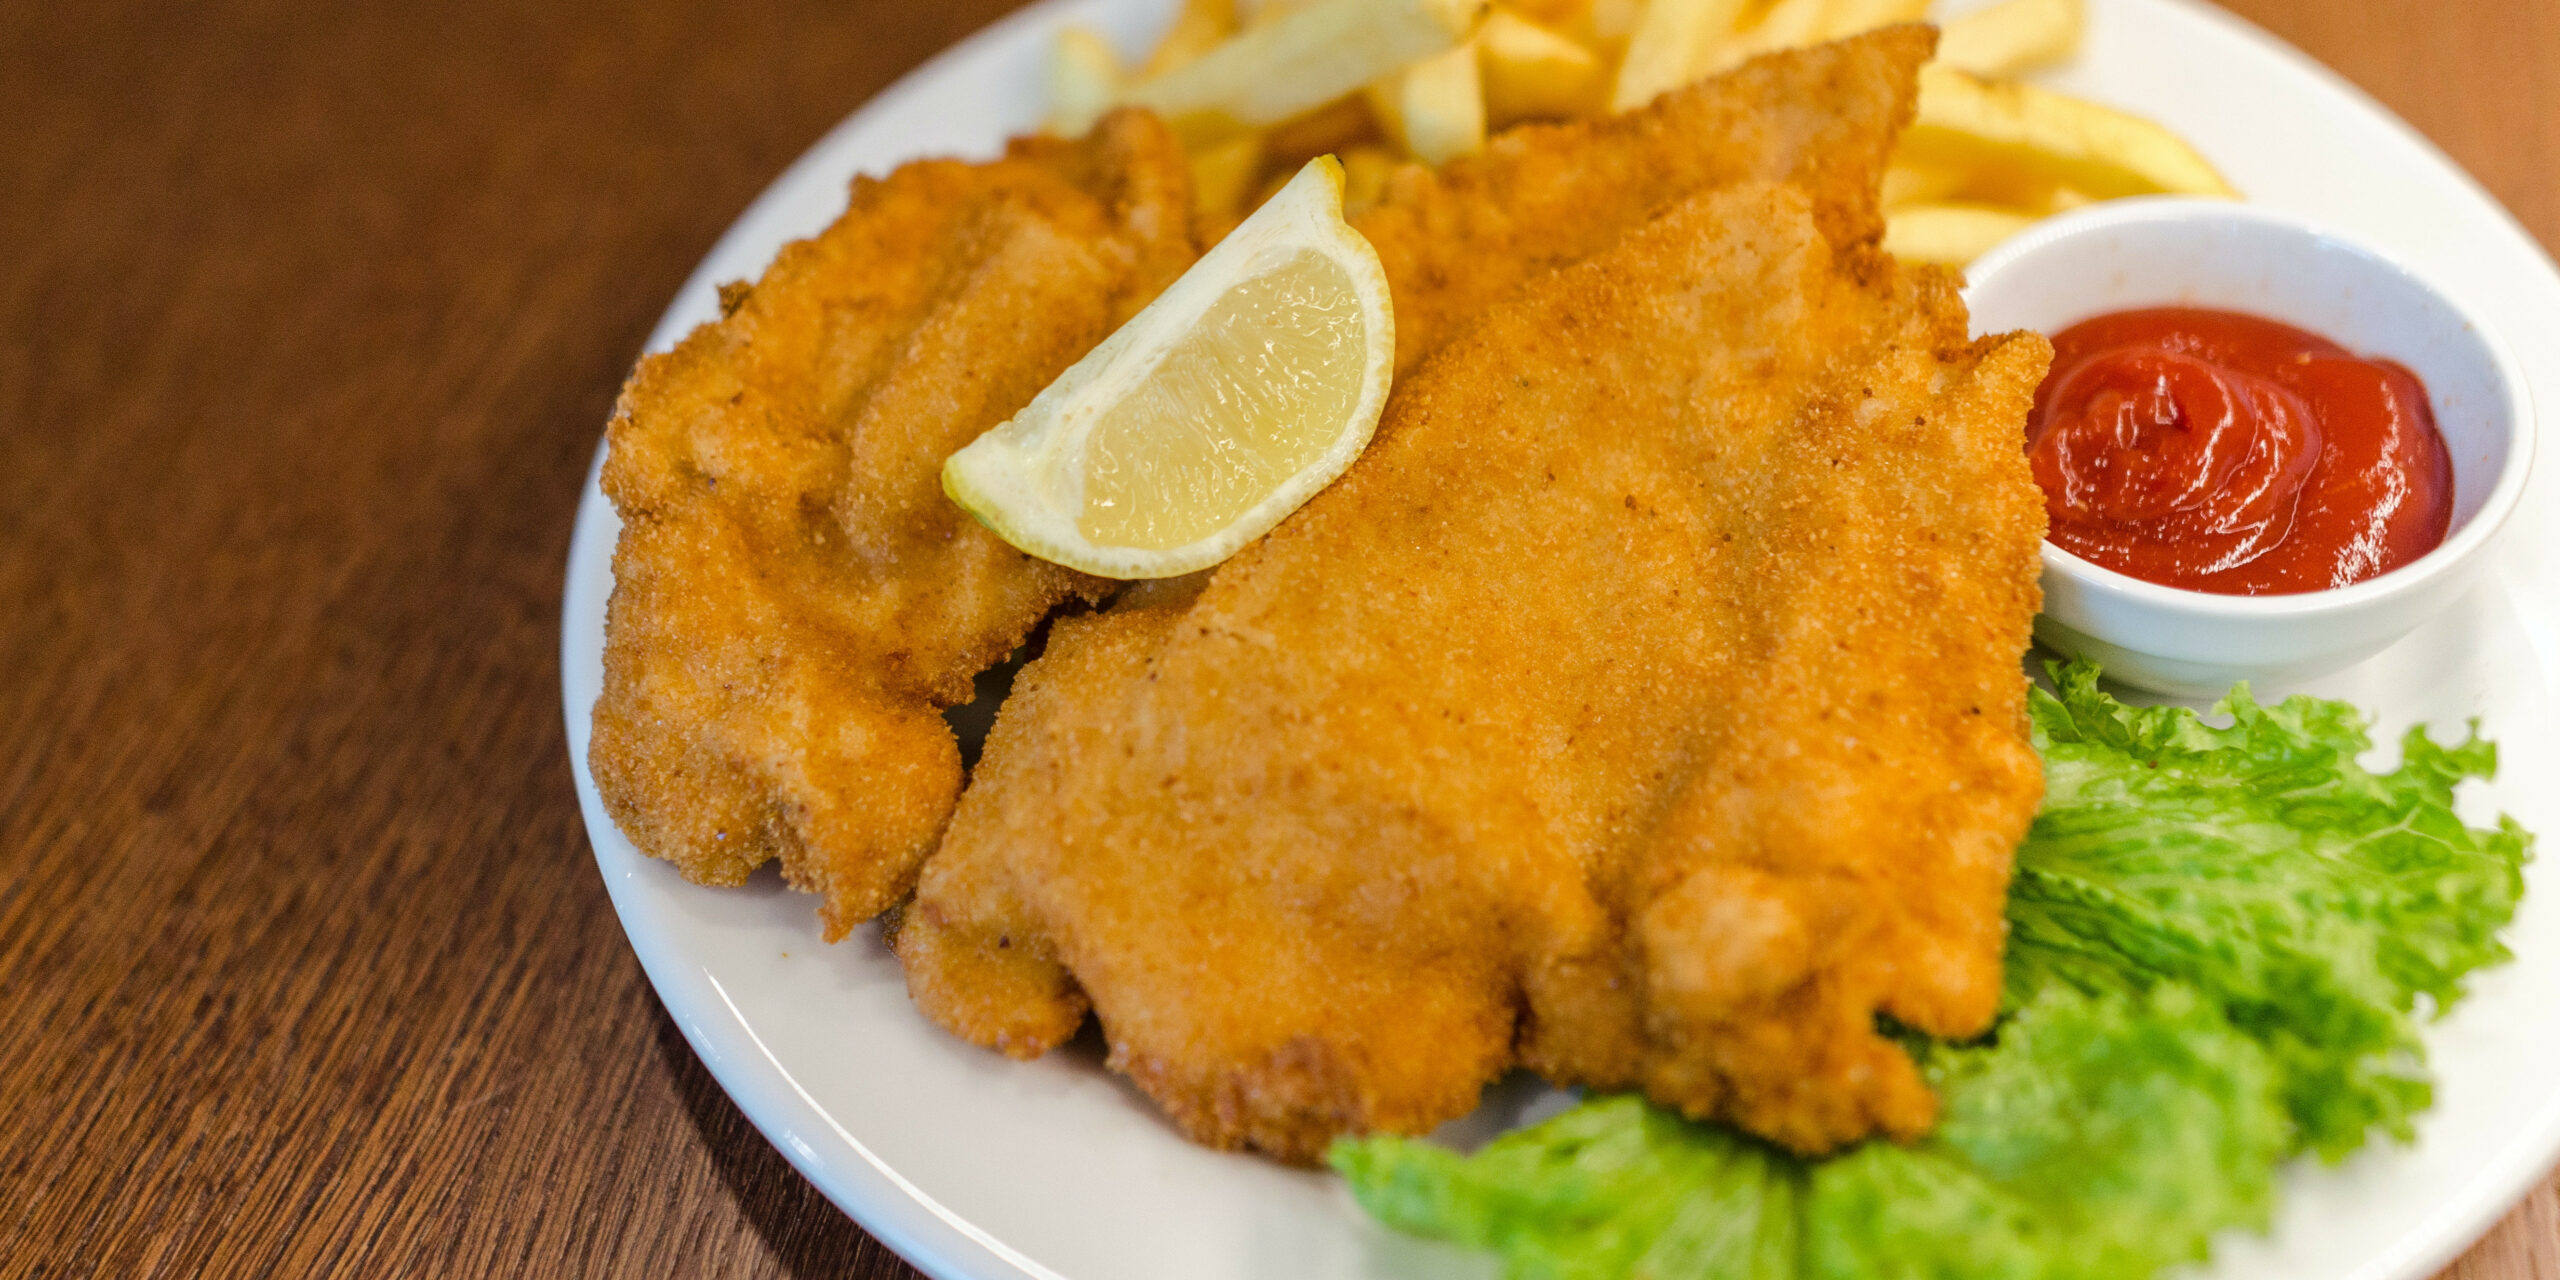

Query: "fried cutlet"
(900, 176), (2048, 1165)
(589, 110), (1195, 937)
(901, 30), (2014, 1160)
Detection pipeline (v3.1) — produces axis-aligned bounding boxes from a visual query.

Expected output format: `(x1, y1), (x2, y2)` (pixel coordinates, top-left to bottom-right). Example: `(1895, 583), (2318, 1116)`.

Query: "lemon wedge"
(943, 157), (1394, 579)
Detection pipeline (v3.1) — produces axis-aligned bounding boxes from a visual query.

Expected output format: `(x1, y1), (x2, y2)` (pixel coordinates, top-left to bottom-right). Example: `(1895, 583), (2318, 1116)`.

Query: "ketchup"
(2025, 307), (2453, 595)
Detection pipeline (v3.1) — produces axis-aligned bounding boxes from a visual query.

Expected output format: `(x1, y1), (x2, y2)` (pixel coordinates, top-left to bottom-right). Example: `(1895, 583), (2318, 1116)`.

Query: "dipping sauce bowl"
(1964, 197), (2536, 697)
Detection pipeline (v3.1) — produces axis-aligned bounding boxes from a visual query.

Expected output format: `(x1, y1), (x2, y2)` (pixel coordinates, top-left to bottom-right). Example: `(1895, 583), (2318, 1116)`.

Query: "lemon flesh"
(943, 158), (1394, 579)
(1078, 255), (1367, 550)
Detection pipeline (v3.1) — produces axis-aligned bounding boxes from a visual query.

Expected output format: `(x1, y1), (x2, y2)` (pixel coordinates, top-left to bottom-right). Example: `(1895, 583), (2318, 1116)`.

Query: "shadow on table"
(654, 1005), (921, 1280)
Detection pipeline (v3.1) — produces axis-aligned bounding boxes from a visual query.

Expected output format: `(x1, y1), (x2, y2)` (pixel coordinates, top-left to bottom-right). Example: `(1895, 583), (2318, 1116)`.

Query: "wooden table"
(3, 0), (2553, 1274)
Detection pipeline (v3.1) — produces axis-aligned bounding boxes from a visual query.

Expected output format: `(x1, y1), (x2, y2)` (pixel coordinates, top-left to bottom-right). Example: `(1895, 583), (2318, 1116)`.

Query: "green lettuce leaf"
(1337, 1098), (1800, 1280)
(1334, 661), (2530, 1280)
(2016, 661), (2529, 1154)
(1804, 982), (2287, 1280)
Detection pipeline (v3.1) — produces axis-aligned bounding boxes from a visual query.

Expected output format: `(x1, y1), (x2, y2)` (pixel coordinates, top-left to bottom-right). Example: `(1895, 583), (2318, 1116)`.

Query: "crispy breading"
(900, 29), (2005, 1160)
(1357, 24), (1934, 374)
(588, 111), (1195, 937)
(901, 170), (2048, 1162)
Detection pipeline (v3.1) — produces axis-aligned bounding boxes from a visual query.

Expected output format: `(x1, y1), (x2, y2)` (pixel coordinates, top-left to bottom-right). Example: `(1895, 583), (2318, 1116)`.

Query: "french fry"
(1906, 64), (2235, 201)
(1047, 26), (1125, 137)
(1369, 40), (1488, 164)
(1742, 0), (1832, 49)
(1937, 0), (2086, 78)
(1189, 131), (1267, 224)
(1122, 0), (1488, 146)
(1505, 0), (1596, 28)
(1479, 9), (1607, 125)
(1262, 95), (1384, 171)
(1882, 202), (2038, 266)
(1612, 0), (1749, 111)
(1890, 152), (2084, 211)
(2044, 183), (2098, 213)
(1880, 156), (1966, 208)
(1818, 0), (1930, 39)
(1143, 0), (1240, 76)
(1234, 0), (1310, 25)
(1697, 0), (1828, 78)
(1582, 0), (1645, 48)
(1338, 143), (1404, 217)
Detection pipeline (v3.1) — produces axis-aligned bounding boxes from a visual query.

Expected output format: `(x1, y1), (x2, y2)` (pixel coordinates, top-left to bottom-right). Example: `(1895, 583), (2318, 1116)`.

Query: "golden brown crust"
(1354, 24), (1934, 374)
(1521, 303), (2051, 1150)
(588, 110), (1195, 936)
(904, 166), (2048, 1162)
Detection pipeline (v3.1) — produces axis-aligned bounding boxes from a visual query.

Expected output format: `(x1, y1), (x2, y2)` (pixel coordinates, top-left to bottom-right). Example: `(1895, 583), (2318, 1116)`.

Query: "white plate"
(559, 2), (2560, 1277)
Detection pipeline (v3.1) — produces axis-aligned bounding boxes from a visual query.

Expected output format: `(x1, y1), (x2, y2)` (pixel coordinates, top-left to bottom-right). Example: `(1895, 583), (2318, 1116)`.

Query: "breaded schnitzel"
(905, 179), (2048, 1161)
(590, 29), (1923, 940)
(900, 49), (2047, 1159)
(589, 111), (1194, 937)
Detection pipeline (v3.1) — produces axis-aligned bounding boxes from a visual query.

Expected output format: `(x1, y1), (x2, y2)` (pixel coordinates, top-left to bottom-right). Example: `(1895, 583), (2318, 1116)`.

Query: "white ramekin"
(1963, 198), (2536, 698)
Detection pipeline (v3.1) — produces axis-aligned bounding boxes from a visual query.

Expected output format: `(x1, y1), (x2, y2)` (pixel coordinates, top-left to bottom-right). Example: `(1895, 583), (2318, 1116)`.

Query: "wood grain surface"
(0, 0), (2551, 1275)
